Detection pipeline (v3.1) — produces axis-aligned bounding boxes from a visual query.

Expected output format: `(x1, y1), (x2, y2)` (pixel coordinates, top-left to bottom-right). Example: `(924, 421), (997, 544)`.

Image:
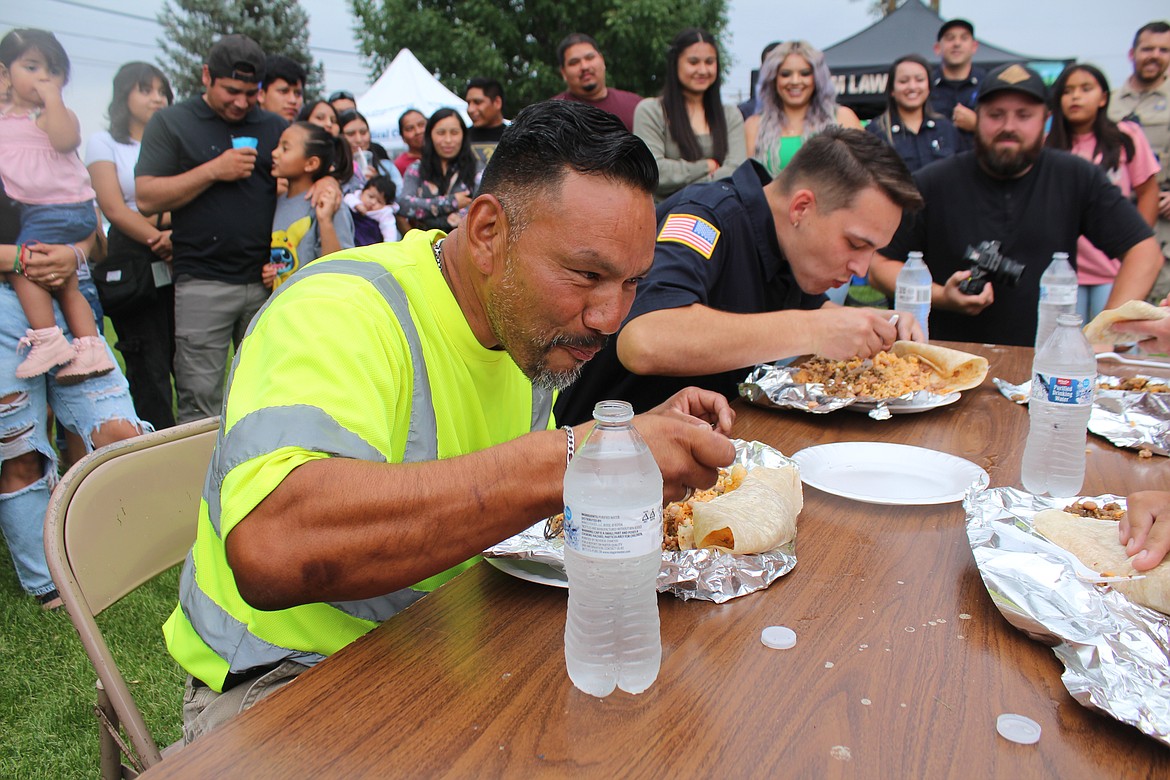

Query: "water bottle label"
(895, 285), (931, 305)
(1038, 284), (1077, 305)
(563, 502), (662, 558)
(1031, 372), (1092, 405)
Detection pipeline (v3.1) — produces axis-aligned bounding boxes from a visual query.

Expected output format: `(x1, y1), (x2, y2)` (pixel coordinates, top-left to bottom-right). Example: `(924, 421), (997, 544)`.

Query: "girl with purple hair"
(744, 40), (860, 175)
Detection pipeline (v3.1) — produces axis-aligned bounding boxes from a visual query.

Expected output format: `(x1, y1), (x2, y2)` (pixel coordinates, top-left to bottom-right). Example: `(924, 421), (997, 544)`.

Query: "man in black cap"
(136, 33), (289, 422)
(870, 64), (1162, 347)
(930, 18), (983, 151)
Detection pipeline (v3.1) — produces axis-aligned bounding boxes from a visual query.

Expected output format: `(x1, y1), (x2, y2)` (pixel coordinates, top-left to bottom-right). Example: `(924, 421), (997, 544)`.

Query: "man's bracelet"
(561, 425), (575, 467)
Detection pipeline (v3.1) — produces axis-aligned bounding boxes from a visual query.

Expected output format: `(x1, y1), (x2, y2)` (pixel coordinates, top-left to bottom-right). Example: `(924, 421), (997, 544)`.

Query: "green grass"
(0, 549), (184, 778)
(0, 317), (185, 779)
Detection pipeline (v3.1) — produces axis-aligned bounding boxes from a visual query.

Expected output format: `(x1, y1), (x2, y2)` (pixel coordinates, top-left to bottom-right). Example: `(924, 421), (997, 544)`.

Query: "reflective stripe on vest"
(179, 255), (552, 675)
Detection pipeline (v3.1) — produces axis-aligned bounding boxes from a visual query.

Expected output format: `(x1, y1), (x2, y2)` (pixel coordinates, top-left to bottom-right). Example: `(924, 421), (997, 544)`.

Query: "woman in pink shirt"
(1046, 63), (1160, 321)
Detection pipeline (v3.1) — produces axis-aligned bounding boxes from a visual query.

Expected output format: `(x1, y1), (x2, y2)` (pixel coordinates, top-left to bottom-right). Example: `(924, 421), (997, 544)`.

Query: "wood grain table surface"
(143, 342), (1169, 778)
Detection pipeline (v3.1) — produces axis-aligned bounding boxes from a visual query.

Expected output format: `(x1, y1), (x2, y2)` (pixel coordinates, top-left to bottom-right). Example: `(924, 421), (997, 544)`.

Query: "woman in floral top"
(397, 108), (478, 231)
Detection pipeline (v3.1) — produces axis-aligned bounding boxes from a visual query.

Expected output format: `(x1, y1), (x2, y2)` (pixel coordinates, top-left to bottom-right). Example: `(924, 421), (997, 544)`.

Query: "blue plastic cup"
(231, 136), (259, 149)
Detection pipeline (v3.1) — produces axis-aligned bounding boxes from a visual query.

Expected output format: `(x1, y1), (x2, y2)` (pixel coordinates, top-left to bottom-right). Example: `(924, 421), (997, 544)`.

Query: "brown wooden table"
(144, 343), (1169, 778)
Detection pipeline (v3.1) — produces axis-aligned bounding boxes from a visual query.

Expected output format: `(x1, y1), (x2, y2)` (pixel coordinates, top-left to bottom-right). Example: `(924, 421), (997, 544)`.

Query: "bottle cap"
(760, 625), (797, 649)
(592, 400), (634, 423)
(996, 713), (1041, 744)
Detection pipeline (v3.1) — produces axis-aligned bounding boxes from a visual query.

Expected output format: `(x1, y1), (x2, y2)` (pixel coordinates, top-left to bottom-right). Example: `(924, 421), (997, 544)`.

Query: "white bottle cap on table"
(996, 713), (1041, 744)
(760, 626), (797, 650)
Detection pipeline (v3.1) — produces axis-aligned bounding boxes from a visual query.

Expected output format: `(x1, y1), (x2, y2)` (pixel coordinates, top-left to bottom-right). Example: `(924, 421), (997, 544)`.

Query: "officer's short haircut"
(478, 100), (657, 239)
(1133, 21), (1170, 49)
(467, 77), (504, 104)
(557, 33), (601, 68)
(778, 126), (923, 214)
(264, 54), (306, 89)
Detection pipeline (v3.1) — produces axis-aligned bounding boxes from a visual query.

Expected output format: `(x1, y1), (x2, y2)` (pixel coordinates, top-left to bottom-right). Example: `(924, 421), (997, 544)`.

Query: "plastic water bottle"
(1035, 252), (1078, 351)
(563, 400), (662, 697)
(895, 251), (932, 341)
(1020, 314), (1096, 497)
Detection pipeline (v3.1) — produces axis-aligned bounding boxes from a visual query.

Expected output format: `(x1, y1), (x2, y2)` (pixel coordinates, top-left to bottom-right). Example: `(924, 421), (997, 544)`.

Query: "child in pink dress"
(0, 29), (114, 383)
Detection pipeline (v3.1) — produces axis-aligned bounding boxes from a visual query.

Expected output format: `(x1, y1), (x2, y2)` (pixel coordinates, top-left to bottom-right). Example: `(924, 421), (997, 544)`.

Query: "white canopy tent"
(356, 48), (470, 154)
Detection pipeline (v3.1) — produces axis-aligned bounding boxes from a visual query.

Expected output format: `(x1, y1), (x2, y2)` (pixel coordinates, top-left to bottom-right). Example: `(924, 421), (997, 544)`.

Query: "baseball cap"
(206, 34), (266, 83)
(937, 18), (975, 40)
(977, 63), (1048, 104)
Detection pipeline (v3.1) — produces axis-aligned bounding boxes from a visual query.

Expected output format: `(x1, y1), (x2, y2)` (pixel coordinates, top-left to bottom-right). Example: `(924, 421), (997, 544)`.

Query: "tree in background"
(158, 0), (325, 99)
(350, 0), (729, 112)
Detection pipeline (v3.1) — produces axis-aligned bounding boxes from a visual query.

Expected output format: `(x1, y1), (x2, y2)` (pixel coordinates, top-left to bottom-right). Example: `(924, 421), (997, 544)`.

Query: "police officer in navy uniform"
(555, 127), (925, 425)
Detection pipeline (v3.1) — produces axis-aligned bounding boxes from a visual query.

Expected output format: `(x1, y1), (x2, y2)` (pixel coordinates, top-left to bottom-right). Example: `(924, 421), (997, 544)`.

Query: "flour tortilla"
(1083, 300), (1170, 344)
(692, 465), (802, 554)
(1033, 509), (1170, 615)
(891, 341), (989, 393)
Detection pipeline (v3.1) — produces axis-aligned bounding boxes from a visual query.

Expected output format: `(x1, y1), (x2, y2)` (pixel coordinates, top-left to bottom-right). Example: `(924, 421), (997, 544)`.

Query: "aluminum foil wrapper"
(965, 487), (1170, 745)
(994, 375), (1169, 457)
(740, 362), (955, 422)
(483, 439), (797, 603)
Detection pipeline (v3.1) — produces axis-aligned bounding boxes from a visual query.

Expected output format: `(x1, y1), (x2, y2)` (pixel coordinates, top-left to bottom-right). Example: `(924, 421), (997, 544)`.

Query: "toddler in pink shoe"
(0, 29), (114, 384)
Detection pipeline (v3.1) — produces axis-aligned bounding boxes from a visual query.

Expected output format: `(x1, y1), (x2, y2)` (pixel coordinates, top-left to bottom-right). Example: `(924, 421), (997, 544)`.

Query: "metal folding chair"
(44, 417), (219, 778)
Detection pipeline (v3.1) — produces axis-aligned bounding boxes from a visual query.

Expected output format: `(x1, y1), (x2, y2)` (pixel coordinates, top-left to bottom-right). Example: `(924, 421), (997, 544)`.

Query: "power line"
(44, 0), (156, 24)
(39, 0), (367, 57)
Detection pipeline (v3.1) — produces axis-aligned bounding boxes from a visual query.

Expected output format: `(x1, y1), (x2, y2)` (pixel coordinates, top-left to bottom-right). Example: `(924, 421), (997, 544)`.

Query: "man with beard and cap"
(163, 100), (736, 743)
(551, 33), (642, 131)
(1110, 21), (1170, 303)
(869, 63), (1163, 347)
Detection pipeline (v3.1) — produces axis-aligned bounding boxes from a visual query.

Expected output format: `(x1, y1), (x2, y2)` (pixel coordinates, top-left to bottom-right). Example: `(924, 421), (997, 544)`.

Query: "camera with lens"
(957, 240), (1025, 295)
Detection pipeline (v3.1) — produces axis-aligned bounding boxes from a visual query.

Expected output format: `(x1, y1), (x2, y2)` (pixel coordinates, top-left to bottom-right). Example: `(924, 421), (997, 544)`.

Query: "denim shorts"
(16, 201), (98, 246)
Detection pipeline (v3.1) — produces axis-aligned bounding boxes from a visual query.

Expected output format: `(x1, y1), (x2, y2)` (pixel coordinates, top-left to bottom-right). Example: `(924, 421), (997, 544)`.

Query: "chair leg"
(96, 679), (122, 780)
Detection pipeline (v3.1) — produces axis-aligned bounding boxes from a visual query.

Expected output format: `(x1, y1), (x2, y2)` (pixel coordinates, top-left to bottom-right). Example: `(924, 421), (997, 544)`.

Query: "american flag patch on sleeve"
(657, 213), (721, 259)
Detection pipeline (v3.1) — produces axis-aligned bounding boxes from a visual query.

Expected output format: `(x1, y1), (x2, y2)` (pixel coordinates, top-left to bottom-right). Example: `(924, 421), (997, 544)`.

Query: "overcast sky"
(3, 0), (1166, 153)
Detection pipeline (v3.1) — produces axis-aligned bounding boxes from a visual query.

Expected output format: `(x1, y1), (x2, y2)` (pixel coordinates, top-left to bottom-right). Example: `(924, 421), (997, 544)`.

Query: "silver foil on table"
(739, 362), (952, 421)
(994, 374), (1169, 456)
(482, 439), (798, 603)
(964, 487), (1170, 745)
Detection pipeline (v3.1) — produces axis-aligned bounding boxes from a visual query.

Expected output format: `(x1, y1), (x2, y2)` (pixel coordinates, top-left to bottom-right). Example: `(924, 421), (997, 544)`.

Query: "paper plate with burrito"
(741, 341), (988, 418)
(484, 440), (801, 602)
(1083, 300), (1170, 345)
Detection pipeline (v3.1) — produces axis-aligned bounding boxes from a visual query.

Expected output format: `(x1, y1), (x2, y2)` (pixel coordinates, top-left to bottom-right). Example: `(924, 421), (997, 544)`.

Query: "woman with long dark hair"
(633, 28), (745, 200)
(1046, 63), (1159, 321)
(744, 40), (860, 175)
(396, 108), (478, 231)
(866, 54), (959, 172)
(84, 61), (177, 428)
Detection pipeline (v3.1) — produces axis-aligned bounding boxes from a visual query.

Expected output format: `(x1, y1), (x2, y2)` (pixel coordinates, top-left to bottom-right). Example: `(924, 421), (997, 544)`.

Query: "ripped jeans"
(0, 283), (147, 596)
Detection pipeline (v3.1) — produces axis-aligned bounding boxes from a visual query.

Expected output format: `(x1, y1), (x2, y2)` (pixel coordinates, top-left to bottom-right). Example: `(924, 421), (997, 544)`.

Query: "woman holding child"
(0, 32), (145, 611)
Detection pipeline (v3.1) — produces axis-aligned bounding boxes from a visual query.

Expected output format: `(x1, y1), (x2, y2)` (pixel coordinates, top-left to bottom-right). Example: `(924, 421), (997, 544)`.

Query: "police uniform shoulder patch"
(657, 213), (721, 259)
